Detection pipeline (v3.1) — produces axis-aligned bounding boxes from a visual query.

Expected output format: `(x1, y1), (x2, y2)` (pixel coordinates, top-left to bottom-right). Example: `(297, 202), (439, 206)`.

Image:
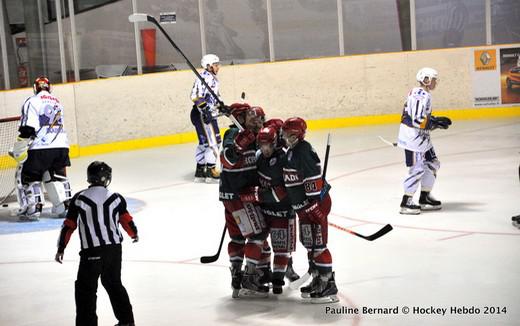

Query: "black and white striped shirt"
(58, 186), (138, 252)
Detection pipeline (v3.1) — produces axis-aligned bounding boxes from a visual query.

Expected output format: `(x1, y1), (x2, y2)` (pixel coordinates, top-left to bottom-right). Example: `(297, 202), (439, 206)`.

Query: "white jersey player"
(397, 68), (442, 215)
(10, 76), (72, 220)
(190, 54), (222, 183)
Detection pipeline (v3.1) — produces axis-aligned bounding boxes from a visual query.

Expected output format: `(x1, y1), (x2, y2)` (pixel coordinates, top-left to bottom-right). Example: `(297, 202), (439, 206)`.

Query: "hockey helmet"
(201, 54), (220, 68)
(264, 118), (284, 133)
(282, 117), (307, 141)
(257, 126), (277, 145)
(33, 76), (51, 94)
(416, 67), (438, 86)
(87, 161), (112, 187)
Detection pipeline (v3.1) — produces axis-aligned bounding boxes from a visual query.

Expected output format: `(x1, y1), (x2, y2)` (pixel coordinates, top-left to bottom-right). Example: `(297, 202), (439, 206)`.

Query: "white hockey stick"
(378, 136), (397, 147)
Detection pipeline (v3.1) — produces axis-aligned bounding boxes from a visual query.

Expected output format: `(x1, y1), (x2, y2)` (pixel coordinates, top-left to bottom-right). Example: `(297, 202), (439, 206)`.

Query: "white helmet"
(201, 54), (220, 68)
(416, 67), (438, 85)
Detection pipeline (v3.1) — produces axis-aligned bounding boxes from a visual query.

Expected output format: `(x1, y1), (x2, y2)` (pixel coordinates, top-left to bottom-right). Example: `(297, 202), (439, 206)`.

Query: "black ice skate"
(230, 265), (243, 299)
(399, 195), (421, 215)
(114, 323), (135, 326)
(271, 272), (285, 294)
(239, 265), (269, 298)
(300, 272), (321, 298)
(194, 164), (206, 183)
(285, 257), (300, 283)
(419, 191), (442, 210)
(309, 272), (339, 304)
(512, 215), (520, 229)
(258, 266), (272, 285)
(205, 165), (220, 183)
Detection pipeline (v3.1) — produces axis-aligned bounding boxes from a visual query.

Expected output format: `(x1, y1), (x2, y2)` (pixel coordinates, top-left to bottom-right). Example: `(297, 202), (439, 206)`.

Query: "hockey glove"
(301, 201), (326, 224)
(430, 116), (452, 130)
(234, 130), (256, 153)
(202, 108), (213, 124)
(10, 137), (30, 163)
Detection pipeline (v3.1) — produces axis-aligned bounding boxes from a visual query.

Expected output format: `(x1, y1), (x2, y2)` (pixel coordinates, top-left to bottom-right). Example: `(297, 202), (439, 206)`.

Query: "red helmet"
(257, 126), (277, 145)
(282, 117), (307, 140)
(264, 118), (283, 133)
(250, 106), (265, 119)
(33, 76), (51, 94)
(229, 102), (251, 120)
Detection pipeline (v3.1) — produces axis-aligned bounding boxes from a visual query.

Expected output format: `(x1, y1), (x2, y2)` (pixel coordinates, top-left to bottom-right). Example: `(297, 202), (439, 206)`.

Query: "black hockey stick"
(200, 225), (227, 264)
(128, 13), (244, 131)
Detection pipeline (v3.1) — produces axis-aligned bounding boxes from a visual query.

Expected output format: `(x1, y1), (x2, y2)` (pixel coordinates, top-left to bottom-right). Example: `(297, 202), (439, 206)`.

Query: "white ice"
(0, 118), (519, 326)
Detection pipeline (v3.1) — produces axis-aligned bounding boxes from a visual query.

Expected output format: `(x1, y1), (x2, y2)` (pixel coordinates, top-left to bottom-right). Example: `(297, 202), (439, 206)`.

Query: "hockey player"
(190, 54), (222, 183)
(219, 104), (268, 297)
(10, 76), (72, 221)
(281, 117), (338, 303)
(240, 125), (298, 294)
(397, 67), (451, 214)
(55, 161), (138, 326)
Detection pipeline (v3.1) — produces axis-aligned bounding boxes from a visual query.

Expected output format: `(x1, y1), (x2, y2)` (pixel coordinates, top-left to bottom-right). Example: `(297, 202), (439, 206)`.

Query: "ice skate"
(309, 272), (339, 304)
(17, 204), (42, 222)
(230, 265), (243, 299)
(271, 272), (285, 294)
(238, 265), (269, 298)
(194, 164), (206, 183)
(285, 258), (300, 283)
(300, 272), (321, 298)
(419, 191), (441, 210)
(205, 165), (220, 183)
(512, 215), (520, 229)
(400, 195), (421, 215)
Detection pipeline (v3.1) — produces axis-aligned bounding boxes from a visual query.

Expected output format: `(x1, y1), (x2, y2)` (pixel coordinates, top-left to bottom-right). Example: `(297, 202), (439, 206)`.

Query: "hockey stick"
(128, 13), (244, 132)
(329, 221), (393, 241)
(200, 224), (227, 263)
(378, 136), (397, 147)
(290, 133), (332, 290)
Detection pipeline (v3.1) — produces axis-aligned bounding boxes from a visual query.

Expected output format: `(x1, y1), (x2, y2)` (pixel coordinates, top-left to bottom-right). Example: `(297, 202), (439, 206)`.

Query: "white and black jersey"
(19, 90), (69, 150)
(397, 87), (434, 153)
(57, 186), (138, 252)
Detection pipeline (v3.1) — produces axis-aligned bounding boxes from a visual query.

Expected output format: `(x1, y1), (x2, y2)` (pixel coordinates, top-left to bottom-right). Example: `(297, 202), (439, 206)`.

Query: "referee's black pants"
(75, 244), (134, 326)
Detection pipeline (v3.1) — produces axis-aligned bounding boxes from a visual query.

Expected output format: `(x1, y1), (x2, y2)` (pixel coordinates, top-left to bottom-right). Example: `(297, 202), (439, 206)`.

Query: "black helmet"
(87, 161), (112, 187)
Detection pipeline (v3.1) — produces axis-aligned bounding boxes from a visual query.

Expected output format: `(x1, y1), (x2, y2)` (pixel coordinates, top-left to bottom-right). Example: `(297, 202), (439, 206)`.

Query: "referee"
(55, 161), (138, 326)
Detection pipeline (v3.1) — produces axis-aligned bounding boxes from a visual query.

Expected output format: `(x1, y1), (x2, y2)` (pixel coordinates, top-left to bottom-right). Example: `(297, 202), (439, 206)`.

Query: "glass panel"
(272, 0), (338, 61)
(491, 0), (520, 44)
(416, 0), (486, 50)
(202, 0), (268, 64)
(139, 1), (202, 71)
(342, 0), (410, 54)
(57, 0), (136, 80)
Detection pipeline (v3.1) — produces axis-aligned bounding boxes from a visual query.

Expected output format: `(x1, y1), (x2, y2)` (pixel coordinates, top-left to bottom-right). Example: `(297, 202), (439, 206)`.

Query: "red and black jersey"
(283, 140), (325, 210)
(219, 126), (259, 200)
(256, 148), (294, 218)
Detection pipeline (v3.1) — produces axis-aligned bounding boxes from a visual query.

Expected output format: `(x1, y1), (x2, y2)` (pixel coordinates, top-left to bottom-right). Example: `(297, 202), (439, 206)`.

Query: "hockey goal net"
(0, 116), (19, 205)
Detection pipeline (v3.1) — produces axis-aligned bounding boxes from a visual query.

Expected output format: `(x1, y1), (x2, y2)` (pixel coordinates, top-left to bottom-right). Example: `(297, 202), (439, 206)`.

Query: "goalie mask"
(33, 76), (51, 94)
(87, 161), (112, 187)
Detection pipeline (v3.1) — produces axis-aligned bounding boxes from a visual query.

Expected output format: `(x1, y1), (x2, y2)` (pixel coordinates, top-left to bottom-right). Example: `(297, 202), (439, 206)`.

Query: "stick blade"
(365, 224), (393, 241)
(128, 13), (150, 23)
(200, 255), (219, 264)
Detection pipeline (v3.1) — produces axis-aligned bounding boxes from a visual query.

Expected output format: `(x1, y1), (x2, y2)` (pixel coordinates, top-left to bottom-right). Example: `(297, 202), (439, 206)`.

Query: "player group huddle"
(215, 104), (338, 303)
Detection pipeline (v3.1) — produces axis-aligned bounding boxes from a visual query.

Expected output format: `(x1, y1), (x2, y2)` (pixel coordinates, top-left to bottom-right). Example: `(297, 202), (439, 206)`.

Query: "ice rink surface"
(1, 118), (519, 326)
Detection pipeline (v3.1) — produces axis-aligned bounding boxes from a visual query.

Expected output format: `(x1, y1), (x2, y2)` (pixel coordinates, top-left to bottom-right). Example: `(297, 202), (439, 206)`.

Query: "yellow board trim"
(1, 106), (519, 165)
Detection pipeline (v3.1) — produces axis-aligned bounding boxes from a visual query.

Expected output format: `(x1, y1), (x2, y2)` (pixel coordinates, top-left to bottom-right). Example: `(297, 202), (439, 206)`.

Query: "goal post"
(0, 116), (19, 205)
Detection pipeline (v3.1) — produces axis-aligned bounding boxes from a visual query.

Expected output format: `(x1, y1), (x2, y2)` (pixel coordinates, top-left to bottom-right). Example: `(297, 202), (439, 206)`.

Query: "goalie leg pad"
(46, 176), (72, 216)
(18, 182), (45, 219)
